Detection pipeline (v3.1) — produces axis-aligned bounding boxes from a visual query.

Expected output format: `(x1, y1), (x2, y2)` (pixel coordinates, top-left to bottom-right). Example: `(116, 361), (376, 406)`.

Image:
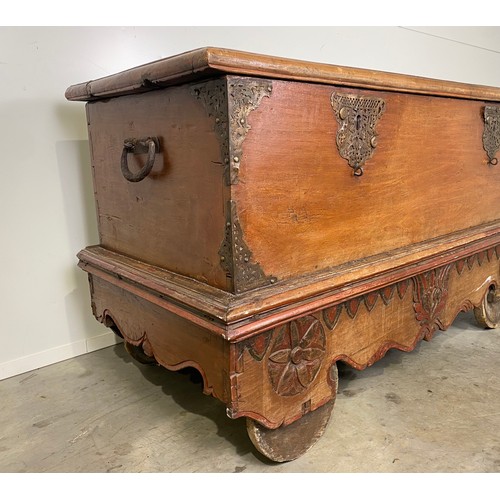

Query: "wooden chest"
(67, 47), (500, 462)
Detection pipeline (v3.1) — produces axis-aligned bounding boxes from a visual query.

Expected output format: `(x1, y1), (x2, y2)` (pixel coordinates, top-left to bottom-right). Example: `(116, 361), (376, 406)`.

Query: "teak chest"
(67, 47), (500, 462)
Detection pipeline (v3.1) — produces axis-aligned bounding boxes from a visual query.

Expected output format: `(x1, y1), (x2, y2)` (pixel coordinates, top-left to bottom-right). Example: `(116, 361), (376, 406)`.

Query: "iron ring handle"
(120, 137), (160, 182)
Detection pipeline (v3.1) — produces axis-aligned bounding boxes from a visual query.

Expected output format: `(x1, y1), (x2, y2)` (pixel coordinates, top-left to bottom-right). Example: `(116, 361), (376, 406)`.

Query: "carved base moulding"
(84, 243), (500, 461)
(66, 47), (500, 463)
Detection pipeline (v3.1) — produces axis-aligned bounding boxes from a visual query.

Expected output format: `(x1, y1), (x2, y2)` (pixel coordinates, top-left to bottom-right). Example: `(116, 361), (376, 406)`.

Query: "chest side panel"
(86, 83), (229, 290)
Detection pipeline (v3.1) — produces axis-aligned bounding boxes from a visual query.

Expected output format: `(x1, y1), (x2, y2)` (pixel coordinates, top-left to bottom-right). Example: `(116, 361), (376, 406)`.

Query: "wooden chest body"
(67, 48), (500, 462)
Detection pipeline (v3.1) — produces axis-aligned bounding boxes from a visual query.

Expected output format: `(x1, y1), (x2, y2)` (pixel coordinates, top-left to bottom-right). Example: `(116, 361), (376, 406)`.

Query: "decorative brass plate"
(483, 106), (500, 165)
(228, 77), (273, 185)
(191, 77), (272, 185)
(331, 93), (385, 176)
(219, 200), (277, 293)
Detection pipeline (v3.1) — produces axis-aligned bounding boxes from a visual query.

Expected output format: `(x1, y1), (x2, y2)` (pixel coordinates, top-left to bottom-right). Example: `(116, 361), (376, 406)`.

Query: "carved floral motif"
(412, 265), (452, 340)
(268, 316), (326, 397)
(241, 248), (498, 399)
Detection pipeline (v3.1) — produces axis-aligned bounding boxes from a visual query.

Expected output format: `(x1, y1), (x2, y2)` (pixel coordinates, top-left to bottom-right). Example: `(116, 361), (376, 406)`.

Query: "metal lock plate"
(331, 93), (385, 176)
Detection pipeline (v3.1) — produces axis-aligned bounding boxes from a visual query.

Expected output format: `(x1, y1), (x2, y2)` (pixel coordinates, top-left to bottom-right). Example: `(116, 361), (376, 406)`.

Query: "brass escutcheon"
(331, 93), (385, 176)
(483, 106), (500, 165)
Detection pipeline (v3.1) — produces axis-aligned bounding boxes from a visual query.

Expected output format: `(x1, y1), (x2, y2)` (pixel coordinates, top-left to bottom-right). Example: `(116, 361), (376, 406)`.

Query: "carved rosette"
(228, 77), (273, 184)
(412, 265), (451, 340)
(331, 92), (385, 176)
(268, 316), (326, 397)
(483, 106), (500, 165)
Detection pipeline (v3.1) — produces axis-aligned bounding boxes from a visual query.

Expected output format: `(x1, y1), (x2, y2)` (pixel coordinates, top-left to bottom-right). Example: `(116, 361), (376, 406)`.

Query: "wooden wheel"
(474, 285), (500, 329)
(246, 363), (338, 462)
(124, 341), (156, 365)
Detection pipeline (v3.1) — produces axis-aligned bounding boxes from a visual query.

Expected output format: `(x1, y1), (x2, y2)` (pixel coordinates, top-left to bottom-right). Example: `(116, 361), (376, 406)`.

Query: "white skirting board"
(0, 332), (123, 381)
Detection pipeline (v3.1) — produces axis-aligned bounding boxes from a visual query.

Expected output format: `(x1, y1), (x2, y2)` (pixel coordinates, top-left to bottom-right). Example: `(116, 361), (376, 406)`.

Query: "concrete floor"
(1, 311), (499, 473)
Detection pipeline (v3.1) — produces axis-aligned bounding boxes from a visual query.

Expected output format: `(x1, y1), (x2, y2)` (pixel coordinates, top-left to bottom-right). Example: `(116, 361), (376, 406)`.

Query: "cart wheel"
(125, 341), (156, 365)
(474, 285), (500, 329)
(246, 363), (338, 462)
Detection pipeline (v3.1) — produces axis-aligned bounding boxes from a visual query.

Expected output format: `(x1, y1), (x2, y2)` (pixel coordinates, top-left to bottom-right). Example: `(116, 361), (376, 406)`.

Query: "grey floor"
(1, 311), (500, 473)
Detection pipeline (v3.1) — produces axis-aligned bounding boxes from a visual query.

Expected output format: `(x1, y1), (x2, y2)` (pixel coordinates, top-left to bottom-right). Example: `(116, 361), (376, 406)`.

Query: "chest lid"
(65, 46), (500, 102)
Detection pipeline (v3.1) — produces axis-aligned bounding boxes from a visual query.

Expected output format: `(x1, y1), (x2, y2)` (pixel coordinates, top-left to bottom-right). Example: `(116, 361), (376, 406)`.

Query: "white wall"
(1, 26), (500, 380)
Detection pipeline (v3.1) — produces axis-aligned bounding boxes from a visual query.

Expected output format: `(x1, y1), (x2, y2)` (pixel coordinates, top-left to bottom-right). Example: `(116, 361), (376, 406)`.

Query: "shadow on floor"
(111, 343), (277, 464)
(109, 311), (478, 464)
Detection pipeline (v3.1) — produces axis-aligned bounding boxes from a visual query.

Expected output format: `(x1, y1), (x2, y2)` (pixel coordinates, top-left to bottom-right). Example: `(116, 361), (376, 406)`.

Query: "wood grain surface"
(234, 78), (500, 287)
(86, 83), (230, 290)
(90, 275), (231, 403)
